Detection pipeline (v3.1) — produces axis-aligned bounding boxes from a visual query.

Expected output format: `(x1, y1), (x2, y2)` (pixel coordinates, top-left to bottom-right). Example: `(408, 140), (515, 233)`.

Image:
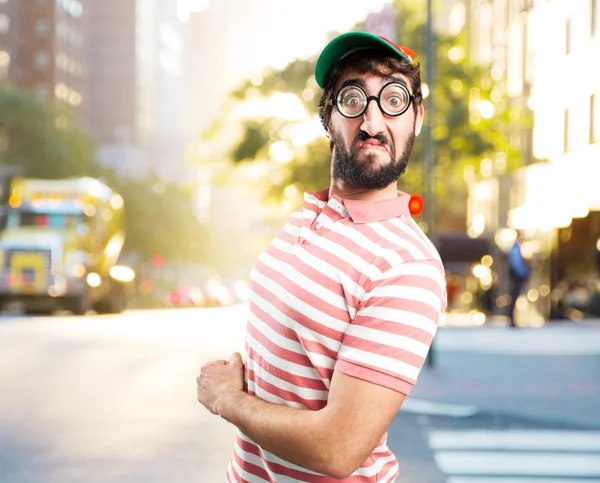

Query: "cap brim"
(315, 32), (411, 88)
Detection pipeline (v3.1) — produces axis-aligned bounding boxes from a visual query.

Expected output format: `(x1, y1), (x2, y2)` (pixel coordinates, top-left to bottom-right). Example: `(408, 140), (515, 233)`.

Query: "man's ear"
(414, 104), (425, 136)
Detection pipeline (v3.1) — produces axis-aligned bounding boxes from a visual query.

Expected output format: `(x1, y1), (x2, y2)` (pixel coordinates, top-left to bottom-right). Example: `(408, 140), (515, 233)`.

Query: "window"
(0, 13), (9, 35)
(34, 50), (50, 71)
(522, 21), (528, 83)
(523, 0), (534, 10)
(10, 212), (83, 229)
(592, 0), (598, 37)
(565, 19), (571, 55)
(70, 1), (83, 18)
(69, 31), (82, 48)
(60, 0), (83, 18)
(592, 94), (598, 143)
(68, 90), (82, 106)
(564, 108), (570, 152)
(0, 50), (9, 80)
(35, 18), (50, 38)
(36, 83), (49, 100)
(57, 22), (66, 40)
(54, 82), (68, 100)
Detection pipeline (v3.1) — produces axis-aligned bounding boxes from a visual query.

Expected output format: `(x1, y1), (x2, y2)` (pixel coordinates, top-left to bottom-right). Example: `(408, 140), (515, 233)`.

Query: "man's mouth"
(357, 140), (390, 154)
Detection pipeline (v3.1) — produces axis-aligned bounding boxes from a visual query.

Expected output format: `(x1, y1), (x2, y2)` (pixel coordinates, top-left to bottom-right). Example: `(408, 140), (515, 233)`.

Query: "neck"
(328, 179), (399, 201)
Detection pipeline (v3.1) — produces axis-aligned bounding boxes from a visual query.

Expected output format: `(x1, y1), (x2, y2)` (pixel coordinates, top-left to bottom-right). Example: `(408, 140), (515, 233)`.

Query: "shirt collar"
(307, 189), (411, 224)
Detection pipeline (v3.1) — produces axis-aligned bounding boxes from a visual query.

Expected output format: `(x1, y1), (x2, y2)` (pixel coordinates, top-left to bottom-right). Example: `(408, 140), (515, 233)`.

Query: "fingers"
(197, 355), (242, 385)
(200, 359), (227, 371)
(228, 352), (243, 365)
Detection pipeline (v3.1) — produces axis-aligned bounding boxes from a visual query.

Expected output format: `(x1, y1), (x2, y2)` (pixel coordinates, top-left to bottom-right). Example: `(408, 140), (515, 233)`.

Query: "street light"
(424, 0), (435, 242)
(424, 0), (436, 368)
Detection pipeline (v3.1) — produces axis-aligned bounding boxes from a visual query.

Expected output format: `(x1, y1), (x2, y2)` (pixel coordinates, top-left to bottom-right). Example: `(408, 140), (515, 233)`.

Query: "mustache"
(353, 131), (391, 149)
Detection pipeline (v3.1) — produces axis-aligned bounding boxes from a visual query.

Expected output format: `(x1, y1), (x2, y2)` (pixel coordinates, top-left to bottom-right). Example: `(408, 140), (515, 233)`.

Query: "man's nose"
(360, 99), (386, 137)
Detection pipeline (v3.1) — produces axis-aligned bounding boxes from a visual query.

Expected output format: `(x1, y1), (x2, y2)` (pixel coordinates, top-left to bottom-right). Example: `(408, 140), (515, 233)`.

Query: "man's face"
(327, 69), (424, 190)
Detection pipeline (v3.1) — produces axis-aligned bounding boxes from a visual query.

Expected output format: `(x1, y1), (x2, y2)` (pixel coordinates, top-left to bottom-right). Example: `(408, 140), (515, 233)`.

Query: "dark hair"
(318, 49), (422, 132)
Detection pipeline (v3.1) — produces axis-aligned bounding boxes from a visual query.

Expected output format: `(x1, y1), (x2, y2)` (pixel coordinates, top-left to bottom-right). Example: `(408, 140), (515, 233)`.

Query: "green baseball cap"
(315, 32), (416, 88)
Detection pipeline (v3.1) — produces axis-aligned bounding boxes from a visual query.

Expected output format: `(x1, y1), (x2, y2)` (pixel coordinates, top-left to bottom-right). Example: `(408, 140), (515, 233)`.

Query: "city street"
(394, 322), (600, 482)
(0, 306), (599, 483)
(2, 0), (600, 482)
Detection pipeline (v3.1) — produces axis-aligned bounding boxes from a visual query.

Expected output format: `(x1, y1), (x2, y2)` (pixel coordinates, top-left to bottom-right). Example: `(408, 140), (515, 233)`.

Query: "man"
(595, 238), (600, 275)
(507, 231), (531, 327)
(196, 32), (447, 482)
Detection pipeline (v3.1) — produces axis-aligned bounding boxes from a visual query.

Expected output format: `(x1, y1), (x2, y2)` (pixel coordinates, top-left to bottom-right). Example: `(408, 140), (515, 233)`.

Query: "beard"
(331, 127), (415, 190)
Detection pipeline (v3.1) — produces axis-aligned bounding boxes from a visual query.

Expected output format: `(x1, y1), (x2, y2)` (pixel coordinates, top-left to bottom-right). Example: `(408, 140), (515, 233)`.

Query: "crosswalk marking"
(434, 452), (600, 477)
(402, 398), (478, 418)
(429, 430), (600, 451)
(429, 429), (600, 481)
(447, 478), (592, 483)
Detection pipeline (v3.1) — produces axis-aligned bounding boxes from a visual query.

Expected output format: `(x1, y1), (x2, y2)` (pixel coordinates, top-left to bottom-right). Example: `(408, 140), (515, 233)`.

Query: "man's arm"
(198, 260), (445, 478)
(198, 355), (405, 479)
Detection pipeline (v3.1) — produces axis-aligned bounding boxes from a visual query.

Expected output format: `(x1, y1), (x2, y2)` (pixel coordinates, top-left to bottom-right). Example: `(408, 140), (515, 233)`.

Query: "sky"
(181, 0), (393, 75)
(230, 0), (393, 71)
(179, 0), (395, 134)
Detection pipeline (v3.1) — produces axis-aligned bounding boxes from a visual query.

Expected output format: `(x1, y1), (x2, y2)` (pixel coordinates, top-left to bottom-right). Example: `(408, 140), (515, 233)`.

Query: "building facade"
(0, 0), (85, 119)
(138, 0), (186, 183)
(86, 0), (188, 183)
(85, 0), (136, 144)
(467, 0), (600, 321)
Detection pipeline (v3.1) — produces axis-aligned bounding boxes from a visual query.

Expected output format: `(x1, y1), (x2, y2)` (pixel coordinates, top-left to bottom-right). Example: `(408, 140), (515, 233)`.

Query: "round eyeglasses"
(329, 82), (415, 118)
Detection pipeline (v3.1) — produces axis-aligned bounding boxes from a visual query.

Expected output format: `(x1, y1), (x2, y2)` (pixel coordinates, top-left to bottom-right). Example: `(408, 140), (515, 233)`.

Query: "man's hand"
(196, 352), (245, 415)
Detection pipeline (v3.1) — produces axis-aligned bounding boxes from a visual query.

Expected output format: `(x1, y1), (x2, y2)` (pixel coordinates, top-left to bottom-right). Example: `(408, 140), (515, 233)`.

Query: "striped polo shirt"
(227, 188), (447, 483)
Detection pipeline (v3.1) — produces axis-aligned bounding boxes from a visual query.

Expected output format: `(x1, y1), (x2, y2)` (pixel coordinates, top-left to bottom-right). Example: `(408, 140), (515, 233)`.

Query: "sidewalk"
(433, 322), (600, 354)
(442, 310), (600, 328)
(411, 324), (600, 428)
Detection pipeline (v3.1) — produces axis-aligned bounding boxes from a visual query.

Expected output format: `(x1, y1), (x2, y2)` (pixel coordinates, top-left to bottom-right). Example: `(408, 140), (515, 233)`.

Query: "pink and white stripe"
(228, 189), (447, 482)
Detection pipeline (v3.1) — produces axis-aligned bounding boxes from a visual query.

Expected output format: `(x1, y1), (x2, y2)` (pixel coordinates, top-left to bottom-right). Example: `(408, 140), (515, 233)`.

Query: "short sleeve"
(334, 260), (447, 395)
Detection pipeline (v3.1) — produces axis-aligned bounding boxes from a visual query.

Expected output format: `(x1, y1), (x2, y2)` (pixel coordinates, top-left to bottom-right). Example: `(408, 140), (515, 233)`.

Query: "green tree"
(0, 86), (96, 178)
(0, 85), (208, 264)
(95, 169), (210, 264)
(197, 3), (530, 232)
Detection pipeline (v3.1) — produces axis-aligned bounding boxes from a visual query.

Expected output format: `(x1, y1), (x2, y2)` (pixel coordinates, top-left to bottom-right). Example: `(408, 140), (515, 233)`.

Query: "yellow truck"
(0, 177), (135, 315)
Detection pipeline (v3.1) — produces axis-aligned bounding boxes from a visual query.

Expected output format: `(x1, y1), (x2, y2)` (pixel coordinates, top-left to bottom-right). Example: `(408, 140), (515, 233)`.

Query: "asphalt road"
(0, 307), (598, 483)
(0, 307), (246, 483)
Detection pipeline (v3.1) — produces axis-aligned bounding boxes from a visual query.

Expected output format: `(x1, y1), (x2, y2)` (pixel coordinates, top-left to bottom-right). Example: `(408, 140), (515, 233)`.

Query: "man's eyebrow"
(338, 78), (366, 90)
(337, 76), (409, 91)
(383, 75), (408, 86)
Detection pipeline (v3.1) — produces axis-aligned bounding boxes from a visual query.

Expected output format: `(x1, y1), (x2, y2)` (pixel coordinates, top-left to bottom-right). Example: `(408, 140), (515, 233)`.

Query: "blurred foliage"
(199, 2), (530, 232)
(0, 85), (208, 264)
(0, 85), (96, 178)
(98, 170), (210, 263)
(232, 120), (270, 162)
